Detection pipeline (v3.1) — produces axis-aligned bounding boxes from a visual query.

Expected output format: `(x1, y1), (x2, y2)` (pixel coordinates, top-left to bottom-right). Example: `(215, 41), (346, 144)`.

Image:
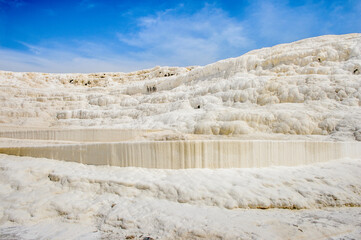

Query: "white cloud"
(117, 5), (252, 66)
(244, 1), (320, 45)
(0, 5), (252, 73)
(243, 0), (361, 47)
(0, 0), (25, 8)
(79, 0), (96, 10)
(0, 46), (148, 73)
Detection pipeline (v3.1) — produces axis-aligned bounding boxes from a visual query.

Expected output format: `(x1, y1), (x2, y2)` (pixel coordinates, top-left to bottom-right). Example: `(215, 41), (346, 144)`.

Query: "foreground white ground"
(1, 154), (361, 239)
(0, 34), (361, 239)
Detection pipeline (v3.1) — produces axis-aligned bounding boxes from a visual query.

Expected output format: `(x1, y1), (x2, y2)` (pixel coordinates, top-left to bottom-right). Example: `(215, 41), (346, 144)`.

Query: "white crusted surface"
(1, 34), (361, 239)
(1, 34), (361, 141)
(0, 154), (361, 239)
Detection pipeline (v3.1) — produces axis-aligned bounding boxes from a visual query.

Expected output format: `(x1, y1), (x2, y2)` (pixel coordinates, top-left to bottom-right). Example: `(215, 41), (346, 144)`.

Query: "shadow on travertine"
(1, 129), (361, 169)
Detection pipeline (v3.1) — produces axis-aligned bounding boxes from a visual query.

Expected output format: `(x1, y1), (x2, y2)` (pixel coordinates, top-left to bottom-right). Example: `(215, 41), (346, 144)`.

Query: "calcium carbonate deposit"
(1, 34), (361, 141)
(1, 34), (361, 239)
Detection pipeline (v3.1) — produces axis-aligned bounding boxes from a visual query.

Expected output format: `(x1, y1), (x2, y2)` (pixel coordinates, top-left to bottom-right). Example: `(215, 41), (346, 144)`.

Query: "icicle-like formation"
(1, 140), (360, 168)
(0, 129), (144, 142)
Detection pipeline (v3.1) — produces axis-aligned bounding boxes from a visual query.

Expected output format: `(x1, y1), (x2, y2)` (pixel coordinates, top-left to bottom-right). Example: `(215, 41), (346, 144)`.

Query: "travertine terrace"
(1, 34), (361, 239)
(1, 34), (361, 168)
(1, 34), (361, 139)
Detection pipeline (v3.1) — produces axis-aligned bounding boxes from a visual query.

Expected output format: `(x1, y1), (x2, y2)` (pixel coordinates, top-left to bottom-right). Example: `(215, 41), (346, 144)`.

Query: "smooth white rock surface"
(0, 154), (361, 239)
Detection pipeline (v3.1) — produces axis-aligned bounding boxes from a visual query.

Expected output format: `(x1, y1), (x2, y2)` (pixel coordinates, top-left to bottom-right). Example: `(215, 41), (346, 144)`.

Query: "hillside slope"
(1, 34), (360, 141)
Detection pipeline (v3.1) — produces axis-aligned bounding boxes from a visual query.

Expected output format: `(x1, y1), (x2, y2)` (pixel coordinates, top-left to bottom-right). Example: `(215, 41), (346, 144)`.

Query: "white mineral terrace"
(1, 129), (361, 168)
(0, 129), (361, 169)
(0, 34), (361, 168)
(1, 34), (361, 239)
(1, 34), (361, 142)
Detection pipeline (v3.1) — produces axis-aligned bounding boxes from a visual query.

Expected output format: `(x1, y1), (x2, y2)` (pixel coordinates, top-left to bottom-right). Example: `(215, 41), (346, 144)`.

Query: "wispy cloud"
(0, 0), (25, 8)
(246, 1), (319, 44)
(79, 0), (97, 10)
(0, 45), (147, 73)
(243, 0), (361, 47)
(117, 5), (251, 66)
(1, 5), (252, 72)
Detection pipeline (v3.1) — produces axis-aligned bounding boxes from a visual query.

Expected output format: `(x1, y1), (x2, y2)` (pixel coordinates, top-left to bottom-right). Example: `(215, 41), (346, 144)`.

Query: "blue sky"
(0, 0), (360, 73)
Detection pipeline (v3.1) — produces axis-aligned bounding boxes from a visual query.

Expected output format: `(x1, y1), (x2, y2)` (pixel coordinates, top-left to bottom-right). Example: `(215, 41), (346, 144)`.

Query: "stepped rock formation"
(1, 34), (361, 140)
(1, 33), (361, 168)
(1, 34), (361, 239)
